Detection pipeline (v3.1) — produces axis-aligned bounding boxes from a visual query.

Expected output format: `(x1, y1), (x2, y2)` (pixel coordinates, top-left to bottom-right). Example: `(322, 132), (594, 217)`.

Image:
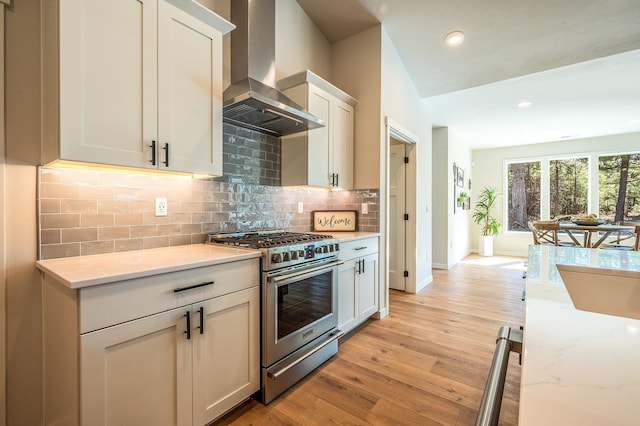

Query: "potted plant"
(457, 192), (469, 206)
(472, 187), (501, 256)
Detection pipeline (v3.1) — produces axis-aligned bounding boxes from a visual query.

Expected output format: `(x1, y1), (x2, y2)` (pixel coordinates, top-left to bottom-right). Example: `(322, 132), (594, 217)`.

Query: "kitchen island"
(521, 245), (640, 425)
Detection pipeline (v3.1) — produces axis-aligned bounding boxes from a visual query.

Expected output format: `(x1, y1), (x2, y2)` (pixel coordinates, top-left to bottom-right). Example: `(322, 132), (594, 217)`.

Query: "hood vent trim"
(222, 0), (324, 137)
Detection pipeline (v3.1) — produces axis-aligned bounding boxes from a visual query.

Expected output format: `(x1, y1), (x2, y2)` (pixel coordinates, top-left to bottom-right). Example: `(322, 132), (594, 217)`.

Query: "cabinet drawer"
(339, 237), (379, 261)
(79, 258), (259, 334)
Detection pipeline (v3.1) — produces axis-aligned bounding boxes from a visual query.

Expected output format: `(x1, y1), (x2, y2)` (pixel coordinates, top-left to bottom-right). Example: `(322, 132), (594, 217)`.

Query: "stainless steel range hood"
(223, 0), (324, 137)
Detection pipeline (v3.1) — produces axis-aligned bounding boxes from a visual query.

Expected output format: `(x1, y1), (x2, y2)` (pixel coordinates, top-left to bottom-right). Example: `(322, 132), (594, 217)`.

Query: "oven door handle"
(267, 260), (343, 285)
(267, 329), (345, 380)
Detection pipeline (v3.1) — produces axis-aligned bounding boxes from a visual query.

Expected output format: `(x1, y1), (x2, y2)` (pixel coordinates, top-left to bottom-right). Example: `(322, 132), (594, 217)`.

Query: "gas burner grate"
(208, 231), (333, 249)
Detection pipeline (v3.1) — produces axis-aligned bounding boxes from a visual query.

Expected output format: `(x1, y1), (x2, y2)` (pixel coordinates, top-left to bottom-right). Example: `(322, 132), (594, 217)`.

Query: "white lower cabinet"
(337, 237), (379, 334)
(81, 306), (193, 426)
(192, 288), (259, 425)
(42, 258), (260, 426)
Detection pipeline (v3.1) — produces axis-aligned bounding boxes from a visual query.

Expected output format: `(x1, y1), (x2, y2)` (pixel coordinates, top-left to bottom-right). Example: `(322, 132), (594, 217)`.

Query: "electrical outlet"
(362, 203), (368, 215)
(155, 197), (168, 216)
(298, 202), (304, 214)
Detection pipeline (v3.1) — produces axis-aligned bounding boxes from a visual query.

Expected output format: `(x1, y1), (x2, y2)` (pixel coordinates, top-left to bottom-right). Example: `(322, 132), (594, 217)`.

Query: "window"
(507, 161), (540, 231)
(549, 157), (588, 219)
(599, 154), (640, 223)
(506, 151), (640, 231)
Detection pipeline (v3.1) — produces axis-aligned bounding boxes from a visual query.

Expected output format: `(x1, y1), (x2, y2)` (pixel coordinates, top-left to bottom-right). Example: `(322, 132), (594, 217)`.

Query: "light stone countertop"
(520, 245), (640, 425)
(312, 231), (380, 242)
(36, 244), (262, 289)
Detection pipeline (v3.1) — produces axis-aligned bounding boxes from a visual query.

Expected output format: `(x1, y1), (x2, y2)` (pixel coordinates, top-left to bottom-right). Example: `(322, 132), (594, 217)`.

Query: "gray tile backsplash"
(39, 125), (379, 259)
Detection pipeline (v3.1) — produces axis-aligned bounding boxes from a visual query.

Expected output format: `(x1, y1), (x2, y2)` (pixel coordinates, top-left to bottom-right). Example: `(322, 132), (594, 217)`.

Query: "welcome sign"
(312, 210), (357, 232)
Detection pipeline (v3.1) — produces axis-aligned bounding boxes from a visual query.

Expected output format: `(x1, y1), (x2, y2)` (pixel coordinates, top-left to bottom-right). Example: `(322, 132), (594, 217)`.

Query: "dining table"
(559, 222), (636, 248)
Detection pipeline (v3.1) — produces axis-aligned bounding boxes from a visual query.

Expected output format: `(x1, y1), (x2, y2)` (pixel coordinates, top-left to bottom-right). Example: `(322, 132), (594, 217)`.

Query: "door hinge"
(403, 270), (409, 277)
(404, 156), (409, 164)
(404, 213), (409, 220)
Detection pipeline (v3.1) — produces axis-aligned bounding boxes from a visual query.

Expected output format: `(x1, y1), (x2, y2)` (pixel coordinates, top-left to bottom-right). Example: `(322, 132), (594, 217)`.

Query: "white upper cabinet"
(277, 70), (356, 189)
(42, 0), (234, 175)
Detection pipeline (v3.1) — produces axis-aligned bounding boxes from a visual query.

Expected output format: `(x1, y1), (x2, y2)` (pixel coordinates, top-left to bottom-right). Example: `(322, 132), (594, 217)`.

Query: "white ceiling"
(296, 0), (640, 149)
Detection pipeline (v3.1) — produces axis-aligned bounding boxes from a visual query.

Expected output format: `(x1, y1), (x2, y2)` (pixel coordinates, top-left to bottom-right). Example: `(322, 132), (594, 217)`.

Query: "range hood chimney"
(223, 0), (324, 137)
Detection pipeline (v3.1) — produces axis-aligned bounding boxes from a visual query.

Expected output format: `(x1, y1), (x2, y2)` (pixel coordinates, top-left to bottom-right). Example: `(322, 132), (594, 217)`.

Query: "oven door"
(263, 258), (340, 367)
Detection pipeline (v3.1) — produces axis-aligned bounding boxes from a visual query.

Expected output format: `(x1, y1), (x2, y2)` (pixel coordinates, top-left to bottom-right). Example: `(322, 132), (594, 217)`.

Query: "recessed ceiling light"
(445, 31), (465, 47)
(629, 118), (640, 125)
(517, 101), (532, 108)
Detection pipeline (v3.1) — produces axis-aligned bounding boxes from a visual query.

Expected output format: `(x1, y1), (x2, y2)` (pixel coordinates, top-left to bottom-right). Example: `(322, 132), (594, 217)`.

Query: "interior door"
(389, 142), (407, 291)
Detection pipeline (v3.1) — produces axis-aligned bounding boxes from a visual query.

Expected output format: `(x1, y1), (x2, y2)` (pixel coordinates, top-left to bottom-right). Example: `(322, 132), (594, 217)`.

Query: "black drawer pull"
(150, 140), (157, 165)
(163, 142), (169, 167)
(354, 246), (367, 251)
(184, 311), (191, 340)
(197, 306), (204, 334)
(174, 281), (214, 293)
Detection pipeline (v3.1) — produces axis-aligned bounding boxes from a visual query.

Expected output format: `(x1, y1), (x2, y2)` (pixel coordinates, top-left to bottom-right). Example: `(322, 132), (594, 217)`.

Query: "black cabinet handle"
(163, 142), (169, 167)
(184, 311), (191, 340)
(197, 306), (204, 335)
(361, 259), (365, 274)
(150, 140), (156, 165)
(354, 246), (367, 251)
(174, 281), (214, 293)
(335, 173), (339, 187)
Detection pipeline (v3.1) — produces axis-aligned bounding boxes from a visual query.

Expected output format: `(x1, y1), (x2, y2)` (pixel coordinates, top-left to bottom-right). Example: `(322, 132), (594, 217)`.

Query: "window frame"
(503, 149), (638, 235)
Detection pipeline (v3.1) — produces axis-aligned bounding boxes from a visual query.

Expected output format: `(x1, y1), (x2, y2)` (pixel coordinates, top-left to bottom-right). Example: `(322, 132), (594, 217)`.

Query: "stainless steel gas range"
(208, 230), (343, 404)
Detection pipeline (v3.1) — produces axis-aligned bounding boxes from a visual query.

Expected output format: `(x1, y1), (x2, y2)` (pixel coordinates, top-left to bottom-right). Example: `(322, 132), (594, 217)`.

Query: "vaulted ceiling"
(297, 0), (640, 148)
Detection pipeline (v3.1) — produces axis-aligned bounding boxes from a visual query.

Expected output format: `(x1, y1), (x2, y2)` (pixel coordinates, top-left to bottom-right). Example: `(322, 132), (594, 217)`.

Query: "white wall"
(333, 25), (435, 298)
(332, 25), (382, 190)
(432, 127), (472, 269)
(448, 128), (473, 265)
(472, 131), (640, 257)
(380, 28), (433, 293)
(275, 0), (332, 81)
(5, 0), (43, 423)
(432, 128), (449, 267)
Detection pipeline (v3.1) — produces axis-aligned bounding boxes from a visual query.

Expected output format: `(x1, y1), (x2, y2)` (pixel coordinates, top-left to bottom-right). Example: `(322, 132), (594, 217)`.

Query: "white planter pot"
(478, 235), (494, 257)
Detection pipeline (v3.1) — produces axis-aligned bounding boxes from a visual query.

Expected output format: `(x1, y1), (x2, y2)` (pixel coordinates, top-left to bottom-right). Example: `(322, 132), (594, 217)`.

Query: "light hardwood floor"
(213, 255), (526, 425)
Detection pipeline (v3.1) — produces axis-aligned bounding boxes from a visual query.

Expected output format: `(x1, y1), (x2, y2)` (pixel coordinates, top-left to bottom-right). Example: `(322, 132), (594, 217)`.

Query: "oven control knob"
(283, 252), (290, 262)
(291, 250), (298, 260)
(334, 243), (340, 252)
(322, 245), (329, 253)
(272, 253), (282, 263)
(315, 247), (323, 254)
(298, 250), (305, 258)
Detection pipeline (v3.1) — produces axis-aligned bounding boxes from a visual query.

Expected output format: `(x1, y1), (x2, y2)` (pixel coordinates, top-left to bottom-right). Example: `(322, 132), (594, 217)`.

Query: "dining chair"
(601, 222), (640, 251)
(529, 221), (577, 247)
(528, 221), (560, 245)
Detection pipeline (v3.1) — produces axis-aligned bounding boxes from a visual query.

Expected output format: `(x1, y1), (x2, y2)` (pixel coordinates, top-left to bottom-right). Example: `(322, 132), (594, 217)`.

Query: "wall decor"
(463, 197), (471, 210)
(457, 167), (464, 187)
(312, 210), (357, 232)
(452, 162), (457, 213)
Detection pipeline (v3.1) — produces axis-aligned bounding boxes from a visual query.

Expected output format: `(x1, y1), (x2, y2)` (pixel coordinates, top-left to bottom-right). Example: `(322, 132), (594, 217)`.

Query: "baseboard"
(416, 275), (433, 293)
(432, 262), (458, 269)
(373, 307), (388, 320)
(472, 249), (528, 258)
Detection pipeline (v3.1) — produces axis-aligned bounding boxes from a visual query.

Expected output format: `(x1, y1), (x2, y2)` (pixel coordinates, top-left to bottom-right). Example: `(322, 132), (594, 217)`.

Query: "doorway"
(389, 139), (407, 291)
